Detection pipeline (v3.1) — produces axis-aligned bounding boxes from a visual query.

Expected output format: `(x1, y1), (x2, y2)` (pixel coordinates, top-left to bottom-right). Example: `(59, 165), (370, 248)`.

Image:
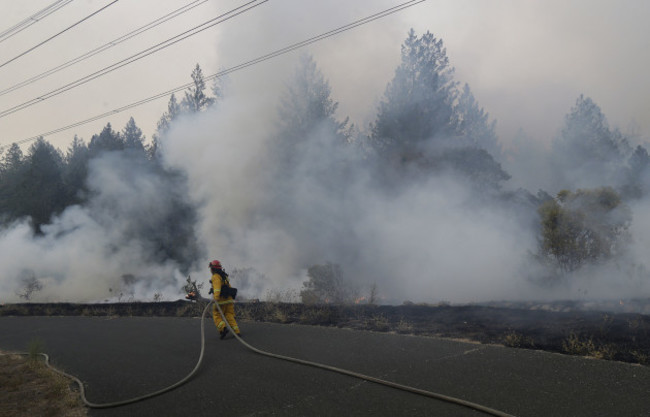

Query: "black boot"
(219, 328), (229, 340)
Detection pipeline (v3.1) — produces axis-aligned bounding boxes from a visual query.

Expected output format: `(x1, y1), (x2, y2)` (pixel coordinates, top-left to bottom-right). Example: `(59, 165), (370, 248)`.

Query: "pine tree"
(622, 145), (650, 199)
(1, 143), (24, 173)
(211, 72), (228, 109)
(122, 117), (146, 159)
(22, 138), (66, 232)
(551, 95), (629, 189)
(455, 83), (502, 159)
(88, 123), (124, 157)
(371, 29), (458, 164)
(274, 53), (351, 168)
(0, 143), (25, 221)
(63, 135), (89, 205)
(156, 93), (181, 136)
(181, 63), (214, 113)
(151, 93), (182, 159)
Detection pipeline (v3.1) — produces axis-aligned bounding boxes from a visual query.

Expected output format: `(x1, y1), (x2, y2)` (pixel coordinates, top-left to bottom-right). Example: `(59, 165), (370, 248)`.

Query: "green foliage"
(537, 187), (631, 273)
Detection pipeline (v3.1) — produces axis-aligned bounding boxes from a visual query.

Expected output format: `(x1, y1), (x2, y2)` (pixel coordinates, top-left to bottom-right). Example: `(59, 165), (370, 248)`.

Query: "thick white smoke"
(155, 78), (542, 304)
(3, 64), (650, 304)
(0, 153), (189, 303)
(2, 0), (650, 304)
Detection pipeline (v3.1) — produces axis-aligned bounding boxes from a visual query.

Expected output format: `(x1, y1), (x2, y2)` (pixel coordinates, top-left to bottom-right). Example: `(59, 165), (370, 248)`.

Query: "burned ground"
(2, 300), (649, 366)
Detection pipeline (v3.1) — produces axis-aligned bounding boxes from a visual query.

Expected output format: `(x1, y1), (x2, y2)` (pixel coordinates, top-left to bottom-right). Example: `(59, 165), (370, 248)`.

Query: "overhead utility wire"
(0, 0), (119, 71)
(0, 0), (75, 44)
(0, 0), (211, 98)
(8, 0), (427, 146)
(0, 0), (266, 119)
(202, 0), (426, 83)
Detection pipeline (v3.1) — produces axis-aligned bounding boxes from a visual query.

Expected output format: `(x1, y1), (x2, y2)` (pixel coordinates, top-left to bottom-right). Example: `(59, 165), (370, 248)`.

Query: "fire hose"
(6, 300), (517, 417)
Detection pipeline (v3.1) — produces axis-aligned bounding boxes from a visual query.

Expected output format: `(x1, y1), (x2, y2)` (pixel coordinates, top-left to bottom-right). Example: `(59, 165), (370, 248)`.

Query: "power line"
(6, 0), (427, 147)
(204, 0), (426, 82)
(0, 0), (120, 71)
(0, 0), (75, 44)
(0, 0), (266, 119)
(0, 0), (211, 98)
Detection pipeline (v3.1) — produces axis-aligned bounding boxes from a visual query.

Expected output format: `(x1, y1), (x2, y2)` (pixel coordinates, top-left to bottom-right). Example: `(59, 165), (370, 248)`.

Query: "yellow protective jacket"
(211, 271), (234, 305)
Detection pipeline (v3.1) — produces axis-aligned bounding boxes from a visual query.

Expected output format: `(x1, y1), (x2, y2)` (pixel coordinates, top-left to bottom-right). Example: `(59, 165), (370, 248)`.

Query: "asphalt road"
(1, 316), (649, 417)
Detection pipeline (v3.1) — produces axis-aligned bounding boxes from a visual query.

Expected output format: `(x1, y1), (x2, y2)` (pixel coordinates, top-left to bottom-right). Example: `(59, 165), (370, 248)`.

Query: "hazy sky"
(1, 0), (648, 152)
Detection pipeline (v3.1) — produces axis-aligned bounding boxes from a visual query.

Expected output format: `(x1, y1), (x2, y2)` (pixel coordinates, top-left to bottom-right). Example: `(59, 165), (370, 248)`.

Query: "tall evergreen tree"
(0, 143), (25, 222)
(455, 83), (502, 160)
(262, 54), (357, 268)
(211, 73), (228, 108)
(22, 138), (66, 232)
(622, 144), (650, 199)
(1, 143), (24, 173)
(151, 93), (182, 159)
(559, 95), (624, 160)
(122, 117), (146, 156)
(181, 63), (214, 113)
(274, 53), (351, 168)
(63, 135), (90, 205)
(156, 93), (181, 136)
(369, 30), (509, 191)
(551, 95), (630, 190)
(88, 123), (124, 157)
(152, 65), (216, 160)
(371, 29), (458, 165)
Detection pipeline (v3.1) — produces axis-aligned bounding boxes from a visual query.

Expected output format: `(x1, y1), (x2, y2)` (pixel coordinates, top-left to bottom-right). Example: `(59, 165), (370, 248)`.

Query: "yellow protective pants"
(212, 301), (240, 334)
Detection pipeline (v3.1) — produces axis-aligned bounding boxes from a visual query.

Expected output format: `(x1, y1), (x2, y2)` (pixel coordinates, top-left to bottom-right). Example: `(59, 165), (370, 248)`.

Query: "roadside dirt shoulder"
(0, 351), (86, 417)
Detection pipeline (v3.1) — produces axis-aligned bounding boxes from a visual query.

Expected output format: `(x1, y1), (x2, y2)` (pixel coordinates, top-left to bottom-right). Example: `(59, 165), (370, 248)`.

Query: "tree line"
(2, 30), (649, 295)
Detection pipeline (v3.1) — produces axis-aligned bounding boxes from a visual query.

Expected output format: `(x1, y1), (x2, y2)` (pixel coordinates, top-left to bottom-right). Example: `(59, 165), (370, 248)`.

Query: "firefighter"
(209, 260), (240, 339)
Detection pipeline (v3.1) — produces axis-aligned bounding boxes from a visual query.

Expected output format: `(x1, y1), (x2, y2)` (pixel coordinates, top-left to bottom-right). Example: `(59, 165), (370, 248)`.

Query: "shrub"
(300, 262), (358, 304)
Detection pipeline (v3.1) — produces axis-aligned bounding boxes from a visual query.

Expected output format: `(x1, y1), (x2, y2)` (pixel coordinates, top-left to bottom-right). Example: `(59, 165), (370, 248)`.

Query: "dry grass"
(0, 351), (87, 417)
(395, 318), (414, 334)
(562, 333), (597, 356)
(561, 332), (618, 359)
(503, 331), (536, 349)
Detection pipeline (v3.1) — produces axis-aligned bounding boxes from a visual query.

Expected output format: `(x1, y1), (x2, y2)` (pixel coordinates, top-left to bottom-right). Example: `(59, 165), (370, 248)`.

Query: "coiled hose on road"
(6, 300), (517, 416)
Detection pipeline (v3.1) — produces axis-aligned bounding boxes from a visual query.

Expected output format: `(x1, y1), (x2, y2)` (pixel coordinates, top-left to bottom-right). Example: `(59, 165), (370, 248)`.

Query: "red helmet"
(209, 260), (222, 270)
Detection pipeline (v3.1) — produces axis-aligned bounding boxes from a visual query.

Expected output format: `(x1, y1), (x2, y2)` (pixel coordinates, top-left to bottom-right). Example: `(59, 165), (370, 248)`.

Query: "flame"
(355, 296), (367, 304)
